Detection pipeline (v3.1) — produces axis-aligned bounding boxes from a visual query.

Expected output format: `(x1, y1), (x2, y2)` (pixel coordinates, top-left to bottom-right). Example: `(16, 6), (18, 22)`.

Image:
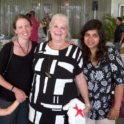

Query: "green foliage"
(102, 14), (116, 41)
(0, 42), (2, 51)
(122, 16), (124, 24)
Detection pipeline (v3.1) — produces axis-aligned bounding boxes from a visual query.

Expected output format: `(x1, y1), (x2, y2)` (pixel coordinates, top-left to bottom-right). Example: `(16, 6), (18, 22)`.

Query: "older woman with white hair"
(28, 14), (90, 124)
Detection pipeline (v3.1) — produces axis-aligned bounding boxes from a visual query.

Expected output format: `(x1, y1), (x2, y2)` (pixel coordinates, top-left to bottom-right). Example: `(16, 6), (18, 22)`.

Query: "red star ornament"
(73, 104), (85, 118)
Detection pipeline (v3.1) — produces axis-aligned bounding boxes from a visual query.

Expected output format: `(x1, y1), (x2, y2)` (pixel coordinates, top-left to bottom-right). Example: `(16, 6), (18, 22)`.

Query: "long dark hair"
(79, 19), (107, 65)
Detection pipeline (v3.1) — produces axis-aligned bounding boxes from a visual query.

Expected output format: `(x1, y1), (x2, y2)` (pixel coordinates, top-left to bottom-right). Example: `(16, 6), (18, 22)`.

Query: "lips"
(23, 33), (28, 36)
(87, 42), (94, 45)
(22, 32), (31, 37)
(54, 32), (62, 36)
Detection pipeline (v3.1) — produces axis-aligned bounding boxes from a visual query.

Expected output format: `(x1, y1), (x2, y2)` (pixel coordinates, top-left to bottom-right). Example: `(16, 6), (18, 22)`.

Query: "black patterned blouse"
(83, 46), (124, 120)
(29, 42), (83, 124)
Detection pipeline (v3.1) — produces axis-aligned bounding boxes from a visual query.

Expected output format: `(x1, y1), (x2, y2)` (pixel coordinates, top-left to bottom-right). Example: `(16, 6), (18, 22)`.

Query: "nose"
(57, 27), (61, 32)
(22, 26), (27, 31)
(88, 36), (93, 41)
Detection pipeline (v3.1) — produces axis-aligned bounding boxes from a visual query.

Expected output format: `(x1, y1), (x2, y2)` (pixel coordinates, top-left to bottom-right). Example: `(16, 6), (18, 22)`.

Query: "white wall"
(111, 0), (124, 17)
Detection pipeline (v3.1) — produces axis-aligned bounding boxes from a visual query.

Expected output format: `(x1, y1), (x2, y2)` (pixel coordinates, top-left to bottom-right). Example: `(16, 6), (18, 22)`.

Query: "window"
(118, 4), (124, 17)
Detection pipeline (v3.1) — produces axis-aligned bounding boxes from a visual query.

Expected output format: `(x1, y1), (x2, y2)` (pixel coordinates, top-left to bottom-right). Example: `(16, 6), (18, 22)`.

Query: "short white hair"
(49, 13), (71, 40)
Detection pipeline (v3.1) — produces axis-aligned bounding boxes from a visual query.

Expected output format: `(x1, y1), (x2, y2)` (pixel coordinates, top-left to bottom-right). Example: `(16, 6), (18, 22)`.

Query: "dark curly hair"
(79, 19), (107, 65)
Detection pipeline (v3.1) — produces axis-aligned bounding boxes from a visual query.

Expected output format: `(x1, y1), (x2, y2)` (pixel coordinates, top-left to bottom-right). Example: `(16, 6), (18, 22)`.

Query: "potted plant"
(102, 14), (116, 42)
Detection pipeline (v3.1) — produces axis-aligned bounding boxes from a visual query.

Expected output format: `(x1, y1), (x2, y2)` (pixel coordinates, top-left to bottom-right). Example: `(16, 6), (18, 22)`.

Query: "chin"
(23, 37), (30, 40)
(53, 38), (64, 42)
(89, 46), (98, 50)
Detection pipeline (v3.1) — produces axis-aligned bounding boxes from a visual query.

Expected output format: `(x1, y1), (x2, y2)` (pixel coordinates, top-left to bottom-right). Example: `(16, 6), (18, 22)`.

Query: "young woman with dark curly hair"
(79, 19), (124, 124)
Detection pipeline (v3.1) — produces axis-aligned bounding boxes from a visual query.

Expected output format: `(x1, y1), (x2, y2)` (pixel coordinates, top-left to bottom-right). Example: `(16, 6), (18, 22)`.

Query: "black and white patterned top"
(29, 42), (83, 124)
(83, 46), (124, 120)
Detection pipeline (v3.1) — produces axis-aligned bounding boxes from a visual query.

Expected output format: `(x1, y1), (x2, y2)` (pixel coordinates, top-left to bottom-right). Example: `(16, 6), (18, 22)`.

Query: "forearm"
(119, 33), (124, 43)
(0, 75), (13, 91)
(75, 72), (90, 105)
(0, 100), (19, 116)
(0, 75), (27, 102)
(113, 85), (124, 110)
(79, 83), (89, 104)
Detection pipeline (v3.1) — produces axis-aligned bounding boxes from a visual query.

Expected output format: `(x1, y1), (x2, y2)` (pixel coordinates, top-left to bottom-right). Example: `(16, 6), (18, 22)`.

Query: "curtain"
(0, 0), (111, 38)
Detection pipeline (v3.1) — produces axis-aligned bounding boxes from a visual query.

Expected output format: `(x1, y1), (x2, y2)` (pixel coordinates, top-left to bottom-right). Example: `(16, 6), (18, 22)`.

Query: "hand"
(119, 42), (122, 47)
(63, 98), (86, 124)
(13, 87), (28, 103)
(83, 106), (90, 116)
(107, 107), (120, 120)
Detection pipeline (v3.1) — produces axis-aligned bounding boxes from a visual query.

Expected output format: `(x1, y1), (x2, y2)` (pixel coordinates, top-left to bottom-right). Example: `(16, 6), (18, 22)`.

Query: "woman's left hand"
(107, 107), (120, 120)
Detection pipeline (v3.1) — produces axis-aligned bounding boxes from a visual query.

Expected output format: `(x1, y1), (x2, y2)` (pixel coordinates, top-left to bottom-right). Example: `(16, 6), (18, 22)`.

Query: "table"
(106, 42), (113, 46)
(0, 39), (11, 50)
(0, 39), (10, 44)
(106, 41), (124, 48)
(71, 39), (79, 46)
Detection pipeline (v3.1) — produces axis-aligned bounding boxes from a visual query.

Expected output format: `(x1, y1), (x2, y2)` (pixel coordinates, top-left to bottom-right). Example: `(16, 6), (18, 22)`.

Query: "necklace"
(45, 72), (51, 78)
(17, 39), (30, 54)
(45, 56), (51, 78)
